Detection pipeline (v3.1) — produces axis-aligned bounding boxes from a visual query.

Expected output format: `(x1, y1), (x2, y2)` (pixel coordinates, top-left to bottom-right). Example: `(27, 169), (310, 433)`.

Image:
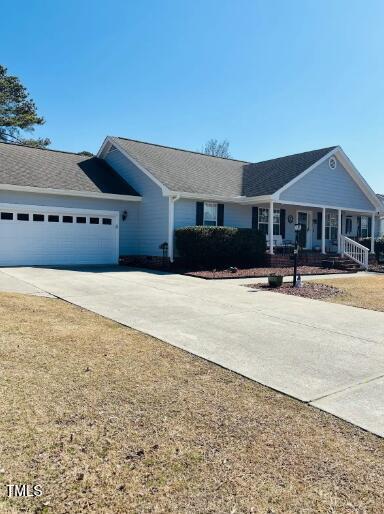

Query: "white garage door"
(0, 204), (119, 266)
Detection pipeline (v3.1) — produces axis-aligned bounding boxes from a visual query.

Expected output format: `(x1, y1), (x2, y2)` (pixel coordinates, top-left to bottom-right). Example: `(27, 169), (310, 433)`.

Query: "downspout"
(168, 195), (180, 263)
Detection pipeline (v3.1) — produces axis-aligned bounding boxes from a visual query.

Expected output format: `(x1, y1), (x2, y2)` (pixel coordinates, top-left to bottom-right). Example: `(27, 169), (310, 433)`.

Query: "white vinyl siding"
(280, 157), (377, 211)
(105, 149), (168, 256)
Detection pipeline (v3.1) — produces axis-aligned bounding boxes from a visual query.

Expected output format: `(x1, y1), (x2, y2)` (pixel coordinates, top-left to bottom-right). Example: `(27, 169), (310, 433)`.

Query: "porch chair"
(265, 234), (283, 250)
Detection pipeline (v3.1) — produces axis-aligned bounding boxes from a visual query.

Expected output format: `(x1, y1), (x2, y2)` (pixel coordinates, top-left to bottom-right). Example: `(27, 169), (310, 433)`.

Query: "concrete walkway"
(1, 266), (384, 437)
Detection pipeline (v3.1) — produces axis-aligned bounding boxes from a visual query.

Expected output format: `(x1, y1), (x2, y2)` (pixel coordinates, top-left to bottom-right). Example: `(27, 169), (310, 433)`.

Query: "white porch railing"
(340, 235), (369, 269)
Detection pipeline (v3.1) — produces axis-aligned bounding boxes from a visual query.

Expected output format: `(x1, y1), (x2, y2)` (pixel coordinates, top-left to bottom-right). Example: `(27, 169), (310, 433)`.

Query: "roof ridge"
(113, 136), (338, 167)
(0, 141), (91, 158)
(248, 146), (338, 167)
(112, 136), (250, 164)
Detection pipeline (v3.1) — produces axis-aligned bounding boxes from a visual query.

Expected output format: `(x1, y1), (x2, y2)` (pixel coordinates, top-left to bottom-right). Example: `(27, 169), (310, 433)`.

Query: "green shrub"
(359, 236), (384, 260)
(175, 226), (266, 267)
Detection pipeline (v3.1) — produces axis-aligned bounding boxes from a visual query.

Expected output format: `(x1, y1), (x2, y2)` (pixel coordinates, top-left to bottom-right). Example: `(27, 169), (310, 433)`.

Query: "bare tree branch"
(201, 139), (231, 158)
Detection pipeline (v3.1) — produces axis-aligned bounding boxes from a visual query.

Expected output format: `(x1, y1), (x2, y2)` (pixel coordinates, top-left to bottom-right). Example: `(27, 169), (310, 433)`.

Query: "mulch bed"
(183, 265), (350, 280)
(368, 264), (384, 273)
(249, 281), (342, 299)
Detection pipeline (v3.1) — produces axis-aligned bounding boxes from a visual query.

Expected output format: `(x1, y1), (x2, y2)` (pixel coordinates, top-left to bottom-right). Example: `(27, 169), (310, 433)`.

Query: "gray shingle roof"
(377, 194), (384, 205)
(0, 142), (139, 196)
(114, 137), (337, 197)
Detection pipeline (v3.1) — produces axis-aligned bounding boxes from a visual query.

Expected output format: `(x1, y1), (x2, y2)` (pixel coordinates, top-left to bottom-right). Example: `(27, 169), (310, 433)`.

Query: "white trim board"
(271, 200), (377, 214)
(0, 183), (141, 202)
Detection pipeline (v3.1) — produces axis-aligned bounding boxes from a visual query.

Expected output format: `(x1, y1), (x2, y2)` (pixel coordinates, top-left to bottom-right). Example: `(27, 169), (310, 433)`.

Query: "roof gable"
(241, 147), (336, 196)
(280, 153), (377, 211)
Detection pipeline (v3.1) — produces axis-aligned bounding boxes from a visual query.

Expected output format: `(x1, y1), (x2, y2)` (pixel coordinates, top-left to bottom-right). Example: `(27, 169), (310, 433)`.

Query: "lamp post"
(293, 223), (301, 287)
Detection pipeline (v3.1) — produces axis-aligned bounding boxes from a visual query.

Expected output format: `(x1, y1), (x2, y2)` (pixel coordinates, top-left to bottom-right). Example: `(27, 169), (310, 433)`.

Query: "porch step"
(334, 257), (363, 273)
(326, 255), (363, 272)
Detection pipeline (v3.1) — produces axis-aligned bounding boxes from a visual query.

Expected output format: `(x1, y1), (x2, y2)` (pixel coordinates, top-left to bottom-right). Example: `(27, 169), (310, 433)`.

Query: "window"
(361, 216), (369, 237)
(17, 213), (29, 221)
(48, 215), (59, 222)
(203, 203), (217, 226)
(345, 217), (352, 235)
(1, 212), (13, 220)
(63, 216), (73, 223)
(273, 209), (281, 236)
(102, 218), (112, 225)
(76, 217), (86, 224)
(33, 214), (44, 222)
(325, 212), (338, 240)
(90, 217), (99, 224)
(258, 208), (281, 235)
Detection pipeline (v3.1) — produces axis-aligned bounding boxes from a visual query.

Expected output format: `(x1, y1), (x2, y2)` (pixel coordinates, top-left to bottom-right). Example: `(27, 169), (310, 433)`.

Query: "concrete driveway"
(1, 266), (384, 437)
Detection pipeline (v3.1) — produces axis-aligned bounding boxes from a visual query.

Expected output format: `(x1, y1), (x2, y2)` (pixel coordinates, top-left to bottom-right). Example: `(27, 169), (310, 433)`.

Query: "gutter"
(0, 183), (142, 202)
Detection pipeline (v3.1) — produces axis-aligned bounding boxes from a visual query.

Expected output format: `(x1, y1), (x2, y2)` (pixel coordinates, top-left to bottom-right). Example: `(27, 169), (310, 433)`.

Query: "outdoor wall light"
(122, 210), (128, 221)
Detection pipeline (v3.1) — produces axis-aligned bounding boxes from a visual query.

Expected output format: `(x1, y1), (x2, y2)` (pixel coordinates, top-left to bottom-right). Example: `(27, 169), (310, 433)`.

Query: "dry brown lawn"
(1, 293), (384, 514)
(314, 275), (384, 312)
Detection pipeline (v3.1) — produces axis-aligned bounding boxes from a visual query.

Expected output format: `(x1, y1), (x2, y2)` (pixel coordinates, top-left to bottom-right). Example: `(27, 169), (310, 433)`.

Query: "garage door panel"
(0, 207), (118, 266)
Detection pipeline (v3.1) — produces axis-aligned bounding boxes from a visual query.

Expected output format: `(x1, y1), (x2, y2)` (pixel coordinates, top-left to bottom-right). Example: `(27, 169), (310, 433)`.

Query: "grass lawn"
(1, 293), (384, 513)
(314, 275), (384, 312)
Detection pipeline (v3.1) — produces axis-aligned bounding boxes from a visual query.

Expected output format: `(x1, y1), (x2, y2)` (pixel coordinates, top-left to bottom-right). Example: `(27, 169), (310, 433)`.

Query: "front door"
(297, 211), (312, 249)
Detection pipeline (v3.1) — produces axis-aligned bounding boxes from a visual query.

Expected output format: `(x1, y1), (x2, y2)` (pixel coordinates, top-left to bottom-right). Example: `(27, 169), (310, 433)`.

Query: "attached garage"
(0, 204), (119, 266)
(0, 143), (140, 267)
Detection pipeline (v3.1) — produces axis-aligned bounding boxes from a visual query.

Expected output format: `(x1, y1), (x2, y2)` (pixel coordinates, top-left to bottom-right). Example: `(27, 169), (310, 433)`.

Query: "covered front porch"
(254, 201), (377, 261)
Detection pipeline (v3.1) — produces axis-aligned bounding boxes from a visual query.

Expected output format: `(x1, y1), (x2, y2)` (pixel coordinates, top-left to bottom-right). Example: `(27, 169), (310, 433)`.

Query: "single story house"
(0, 137), (382, 267)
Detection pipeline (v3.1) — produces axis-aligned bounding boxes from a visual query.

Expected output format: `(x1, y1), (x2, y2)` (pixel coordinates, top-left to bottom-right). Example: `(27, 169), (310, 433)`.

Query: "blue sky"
(2, 0), (384, 191)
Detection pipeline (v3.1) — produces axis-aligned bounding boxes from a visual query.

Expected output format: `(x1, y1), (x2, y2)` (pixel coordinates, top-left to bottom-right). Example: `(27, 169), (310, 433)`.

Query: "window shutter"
(280, 209), (286, 238)
(317, 212), (322, 240)
(368, 216), (372, 237)
(217, 204), (224, 226)
(357, 216), (361, 237)
(252, 207), (258, 229)
(196, 202), (204, 225)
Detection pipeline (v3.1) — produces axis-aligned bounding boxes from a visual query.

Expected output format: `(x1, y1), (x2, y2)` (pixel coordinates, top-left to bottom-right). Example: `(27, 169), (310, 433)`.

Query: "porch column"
(371, 213), (375, 253)
(322, 207), (326, 254)
(168, 196), (179, 262)
(337, 209), (342, 254)
(269, 200), (274, 255)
